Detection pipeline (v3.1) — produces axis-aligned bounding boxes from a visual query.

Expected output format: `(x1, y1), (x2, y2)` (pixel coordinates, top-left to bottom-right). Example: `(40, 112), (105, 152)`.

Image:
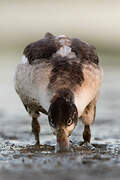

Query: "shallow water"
(0, 55), (120, 180)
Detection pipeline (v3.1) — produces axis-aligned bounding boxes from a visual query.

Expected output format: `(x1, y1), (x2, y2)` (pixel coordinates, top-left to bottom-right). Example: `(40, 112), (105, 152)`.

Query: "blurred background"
(0, 0), (120, 141)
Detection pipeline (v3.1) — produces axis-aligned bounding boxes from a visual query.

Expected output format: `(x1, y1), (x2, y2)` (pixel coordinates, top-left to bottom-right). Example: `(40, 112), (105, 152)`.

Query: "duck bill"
(55, 128), (69, 152)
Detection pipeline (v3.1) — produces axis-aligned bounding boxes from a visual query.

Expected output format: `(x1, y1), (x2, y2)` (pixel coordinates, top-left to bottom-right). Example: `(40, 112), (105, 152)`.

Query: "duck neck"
(51, 88), (74, 104)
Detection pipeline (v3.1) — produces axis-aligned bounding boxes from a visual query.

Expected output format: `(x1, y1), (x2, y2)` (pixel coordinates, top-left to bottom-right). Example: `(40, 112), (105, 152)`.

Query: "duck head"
(48, 89), (78, 152)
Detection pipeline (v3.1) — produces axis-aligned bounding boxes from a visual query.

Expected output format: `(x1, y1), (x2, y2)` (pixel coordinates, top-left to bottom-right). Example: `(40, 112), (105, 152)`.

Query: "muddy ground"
(0, 56), (120, 180)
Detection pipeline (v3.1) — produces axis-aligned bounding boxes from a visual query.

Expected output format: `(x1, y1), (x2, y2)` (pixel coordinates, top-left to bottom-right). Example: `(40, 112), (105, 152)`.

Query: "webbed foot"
(81, 142), (95, 150)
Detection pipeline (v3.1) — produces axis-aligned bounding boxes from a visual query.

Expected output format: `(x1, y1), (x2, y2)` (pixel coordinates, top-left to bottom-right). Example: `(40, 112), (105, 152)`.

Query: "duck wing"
(71, 38), (99, 65)
(23, 33), (57, 64)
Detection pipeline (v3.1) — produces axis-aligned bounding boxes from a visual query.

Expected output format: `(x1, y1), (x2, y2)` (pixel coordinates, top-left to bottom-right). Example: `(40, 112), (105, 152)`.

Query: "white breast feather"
(15, 57), (51, 111)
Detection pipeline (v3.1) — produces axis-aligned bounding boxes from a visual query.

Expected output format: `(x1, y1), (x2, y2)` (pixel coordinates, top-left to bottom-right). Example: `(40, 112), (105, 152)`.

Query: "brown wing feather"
(23, 33), (99, 66)
(23, 33), (57, 64)
(71, 38), (99, 65)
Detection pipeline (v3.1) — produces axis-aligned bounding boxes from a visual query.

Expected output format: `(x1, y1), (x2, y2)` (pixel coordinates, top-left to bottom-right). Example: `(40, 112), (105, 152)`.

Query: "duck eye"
(67, 118), (73, 126)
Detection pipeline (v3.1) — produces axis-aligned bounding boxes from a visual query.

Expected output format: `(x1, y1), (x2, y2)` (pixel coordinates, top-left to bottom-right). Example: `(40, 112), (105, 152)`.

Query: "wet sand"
(0, 56), (120, 180)
(0, 115), (120, 180)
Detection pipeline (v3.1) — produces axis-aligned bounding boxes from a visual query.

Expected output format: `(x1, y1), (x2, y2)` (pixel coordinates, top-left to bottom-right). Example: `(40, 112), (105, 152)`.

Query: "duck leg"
(83, 125), (91, 143)
(82, 125), (95, 149)
(81, 99), (96, 149)
(32, 115), (40, 145)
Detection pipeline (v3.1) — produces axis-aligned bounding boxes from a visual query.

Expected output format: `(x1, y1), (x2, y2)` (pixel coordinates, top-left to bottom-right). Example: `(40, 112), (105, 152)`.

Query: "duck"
(14, 32), (103, 152)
